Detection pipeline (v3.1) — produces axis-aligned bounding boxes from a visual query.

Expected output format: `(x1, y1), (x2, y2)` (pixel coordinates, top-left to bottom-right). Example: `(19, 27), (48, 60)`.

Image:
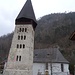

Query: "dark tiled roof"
(16, 0), (37, 29)
(34, 48), (69, 63)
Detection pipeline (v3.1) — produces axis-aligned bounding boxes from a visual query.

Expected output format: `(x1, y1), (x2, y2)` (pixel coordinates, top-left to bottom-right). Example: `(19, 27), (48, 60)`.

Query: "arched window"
(16, 56), (18, 61)
(21, 35), (23, 40)
(16, 56), (21, 61)
(61, 64), (64, 72)
(23, 44), (25, 48)
(20, 44), (22, 48)
(19, 56), (21, 61)
(22, 28), (24, 32)
(24, 36), (26, 40)
(18, 35), (20, 40)
(25, 28), (27, 32)
(17, 44), (19, 48)
(19, 28), (21, 32)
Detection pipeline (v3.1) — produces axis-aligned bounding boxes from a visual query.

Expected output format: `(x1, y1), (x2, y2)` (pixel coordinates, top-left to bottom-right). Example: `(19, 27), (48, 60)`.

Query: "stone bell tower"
(3, 0), (37, 75)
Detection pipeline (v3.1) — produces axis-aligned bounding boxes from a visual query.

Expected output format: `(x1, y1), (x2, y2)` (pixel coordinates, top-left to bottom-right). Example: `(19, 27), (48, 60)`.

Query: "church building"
(3, 0), (37, 75)
(3, 0), (70, 75)
(33, 48), (69, 75)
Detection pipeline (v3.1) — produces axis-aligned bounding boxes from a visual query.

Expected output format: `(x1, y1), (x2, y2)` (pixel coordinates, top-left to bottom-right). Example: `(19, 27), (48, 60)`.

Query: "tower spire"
(16, 0), (37, 29)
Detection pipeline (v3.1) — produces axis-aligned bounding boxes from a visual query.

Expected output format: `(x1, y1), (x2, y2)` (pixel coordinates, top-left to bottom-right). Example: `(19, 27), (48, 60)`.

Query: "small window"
(22, 28), (24, 32)
(18, 35), (20, 40)
(16, 56), (21, 61)
(20, 44), (22, 48)
(21, 35), (23, 40)
(24, 36), (26, 40)
(47, 54), (50, 58)
(16, 56), (18, 61)
(17, 44), (19, 48)
(19, 28), (21, 32)
(25, 28), (27, 32)
(61, 64), (64, 72)
(46, 63), (48, 70)
(19, 56), (21, 61)
(23, 44), (25, 48)
(47, 54), (50, 56)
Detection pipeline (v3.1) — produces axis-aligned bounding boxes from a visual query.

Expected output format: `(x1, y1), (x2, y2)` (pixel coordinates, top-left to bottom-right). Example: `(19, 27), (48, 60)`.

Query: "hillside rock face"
(0, 12), (75, 64)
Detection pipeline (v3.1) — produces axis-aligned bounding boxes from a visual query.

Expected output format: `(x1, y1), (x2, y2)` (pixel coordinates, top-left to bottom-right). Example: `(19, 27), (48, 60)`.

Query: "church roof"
(16, 0), (37, 29)
(34, 48), (69, 63)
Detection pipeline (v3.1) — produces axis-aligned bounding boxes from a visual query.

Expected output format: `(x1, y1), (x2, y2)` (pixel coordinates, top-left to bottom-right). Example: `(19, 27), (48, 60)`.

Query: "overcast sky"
(0, 0), (75, 36)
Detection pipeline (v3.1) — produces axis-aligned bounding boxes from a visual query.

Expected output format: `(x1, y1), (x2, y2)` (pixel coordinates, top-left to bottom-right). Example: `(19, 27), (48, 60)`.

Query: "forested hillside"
(0, 12), (75, 65)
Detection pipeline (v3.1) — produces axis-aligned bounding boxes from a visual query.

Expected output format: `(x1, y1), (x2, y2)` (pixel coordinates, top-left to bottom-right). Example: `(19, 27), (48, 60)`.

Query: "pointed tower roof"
(16, 0), (37, 29)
